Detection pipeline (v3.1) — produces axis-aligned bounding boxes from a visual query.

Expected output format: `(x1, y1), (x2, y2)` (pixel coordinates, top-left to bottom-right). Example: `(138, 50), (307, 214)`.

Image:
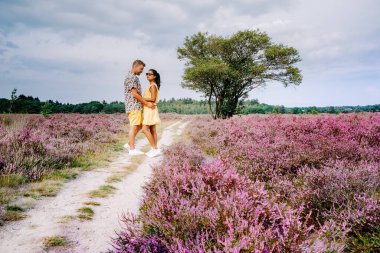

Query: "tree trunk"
(207, 99), (216, 119)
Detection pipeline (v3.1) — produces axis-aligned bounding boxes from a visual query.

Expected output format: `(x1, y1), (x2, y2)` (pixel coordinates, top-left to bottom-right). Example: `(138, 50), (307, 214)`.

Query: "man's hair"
(132, 59), (145, 67)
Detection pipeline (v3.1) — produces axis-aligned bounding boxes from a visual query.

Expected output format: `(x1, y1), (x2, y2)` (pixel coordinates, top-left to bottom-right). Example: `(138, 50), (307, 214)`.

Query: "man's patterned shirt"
(124, 71), (143, 113)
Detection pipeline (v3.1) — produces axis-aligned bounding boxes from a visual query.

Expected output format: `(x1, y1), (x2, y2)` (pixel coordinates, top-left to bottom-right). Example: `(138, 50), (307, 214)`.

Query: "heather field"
(0, 113), (128, 183)
(108, 113), (380, 253)
(0, 113), (186, 252)
(0, 113), (180, 185)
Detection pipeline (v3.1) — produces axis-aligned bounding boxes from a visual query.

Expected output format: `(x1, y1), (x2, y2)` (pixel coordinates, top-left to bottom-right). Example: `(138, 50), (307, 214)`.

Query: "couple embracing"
(123, 60), (161, 158)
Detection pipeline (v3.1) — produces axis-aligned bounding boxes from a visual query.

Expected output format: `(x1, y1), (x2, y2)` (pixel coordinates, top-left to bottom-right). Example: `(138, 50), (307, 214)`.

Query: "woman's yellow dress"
(143, 82), (161, 126)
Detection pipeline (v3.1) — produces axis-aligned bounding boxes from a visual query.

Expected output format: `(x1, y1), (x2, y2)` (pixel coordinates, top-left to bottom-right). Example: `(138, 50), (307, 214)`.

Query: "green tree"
(9, 88), (17, 113)
(291, 107), (302, 114)
(41, 102), (53, 117)
(307, 106), (319, 114)
(272, 105), (285, 114)
(0, 98), (10, 113)
(327, 106), (336, 114)
(177, 29), (302, 119)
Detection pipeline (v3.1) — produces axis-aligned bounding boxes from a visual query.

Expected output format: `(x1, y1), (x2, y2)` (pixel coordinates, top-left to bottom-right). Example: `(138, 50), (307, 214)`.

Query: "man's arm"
(131, 88), (155, 109)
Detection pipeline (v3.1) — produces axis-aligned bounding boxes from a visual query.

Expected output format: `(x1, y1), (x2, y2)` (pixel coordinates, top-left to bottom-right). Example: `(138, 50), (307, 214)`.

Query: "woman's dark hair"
(149, 69), (161, 90)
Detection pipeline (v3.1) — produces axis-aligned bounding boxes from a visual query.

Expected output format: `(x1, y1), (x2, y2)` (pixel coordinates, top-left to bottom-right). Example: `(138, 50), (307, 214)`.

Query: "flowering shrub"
(109, 113), (380, 252)
(108, 144), (314, 252)
(296, 160), (379, 223)
(0, 113), (180, 182)
(188, 114), (379, 181)
(0, 113), (127, 181)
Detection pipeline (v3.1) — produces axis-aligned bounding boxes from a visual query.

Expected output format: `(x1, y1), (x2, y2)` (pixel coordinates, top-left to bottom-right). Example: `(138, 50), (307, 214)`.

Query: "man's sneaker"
(123, 143), (130, 150)
(145, 148), (161, 158)
(128, 149), (144, 156)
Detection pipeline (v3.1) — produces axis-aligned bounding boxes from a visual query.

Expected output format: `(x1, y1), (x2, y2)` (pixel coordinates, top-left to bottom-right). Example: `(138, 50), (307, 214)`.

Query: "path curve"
(0, 120), (189, 253)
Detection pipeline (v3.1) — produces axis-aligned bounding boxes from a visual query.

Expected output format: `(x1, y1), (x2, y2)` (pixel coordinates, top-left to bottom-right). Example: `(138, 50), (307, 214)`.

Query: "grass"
(0, 174), (27, 188)
(74, 125), (133, 171)
(24, 180), (63, 198)
(57, 215), (77, 223)
(1, 170), (76, 205)
(3, 205), (27, 222)
(105, 156), (146, 183)
(88, 185), (117, 198)
(111, 142), (125, 152)
(6, 205), (23, 211)
(71, 151), (103, 171)
(0, 187), (18, 205)
(348, 229), (380, 253)
(0, 169), (78, 204)
(171, 121), (191, 145)
(105, 174), (124, 183)
(42, 236), (69, 250)
(84, 201), (101, 206)
(77, 207), (94, 220)
(42, 168), (79, 181)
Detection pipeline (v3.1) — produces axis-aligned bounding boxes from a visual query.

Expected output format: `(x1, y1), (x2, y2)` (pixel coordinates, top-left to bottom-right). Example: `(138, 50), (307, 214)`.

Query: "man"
(123, 59), (156, 155)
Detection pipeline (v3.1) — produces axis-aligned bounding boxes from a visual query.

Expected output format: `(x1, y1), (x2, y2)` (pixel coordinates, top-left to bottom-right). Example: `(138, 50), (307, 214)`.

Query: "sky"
(0, 0), (379, 107)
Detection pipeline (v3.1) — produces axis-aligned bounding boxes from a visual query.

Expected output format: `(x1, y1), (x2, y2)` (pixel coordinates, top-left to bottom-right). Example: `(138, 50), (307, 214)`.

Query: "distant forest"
(0, 90), (379, 115)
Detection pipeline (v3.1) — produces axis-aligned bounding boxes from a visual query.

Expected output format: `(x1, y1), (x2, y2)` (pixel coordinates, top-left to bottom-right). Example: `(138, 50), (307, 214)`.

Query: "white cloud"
(0, 0), (379, 106)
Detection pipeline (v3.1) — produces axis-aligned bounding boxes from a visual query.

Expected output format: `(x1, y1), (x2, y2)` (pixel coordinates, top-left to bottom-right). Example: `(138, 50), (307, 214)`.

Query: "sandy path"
(0, 120), (188, 253)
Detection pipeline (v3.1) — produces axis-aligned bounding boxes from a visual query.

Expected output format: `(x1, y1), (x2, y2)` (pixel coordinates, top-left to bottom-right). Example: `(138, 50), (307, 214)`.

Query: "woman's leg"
(150, 125), (158, 147)
(142, 125), (157, 149)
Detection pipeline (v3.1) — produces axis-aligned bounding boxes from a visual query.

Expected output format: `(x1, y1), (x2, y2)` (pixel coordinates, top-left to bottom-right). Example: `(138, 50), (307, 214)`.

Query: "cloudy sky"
(0, 0), (379, 106)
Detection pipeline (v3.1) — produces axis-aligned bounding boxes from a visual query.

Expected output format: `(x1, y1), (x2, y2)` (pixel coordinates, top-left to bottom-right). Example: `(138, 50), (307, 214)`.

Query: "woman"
(142, 69), (161, 157)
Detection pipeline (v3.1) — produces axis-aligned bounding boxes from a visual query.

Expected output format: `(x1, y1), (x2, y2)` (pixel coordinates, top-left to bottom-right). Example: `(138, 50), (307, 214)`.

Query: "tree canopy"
(177, 29), (302, 118)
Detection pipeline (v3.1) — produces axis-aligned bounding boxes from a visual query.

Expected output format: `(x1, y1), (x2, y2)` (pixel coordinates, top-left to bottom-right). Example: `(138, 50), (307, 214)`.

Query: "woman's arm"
(144, 85), (157, 103)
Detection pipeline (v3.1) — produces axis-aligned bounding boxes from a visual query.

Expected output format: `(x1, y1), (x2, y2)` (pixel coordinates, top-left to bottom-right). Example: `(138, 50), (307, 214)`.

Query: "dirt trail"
(0, 120), (189, 253)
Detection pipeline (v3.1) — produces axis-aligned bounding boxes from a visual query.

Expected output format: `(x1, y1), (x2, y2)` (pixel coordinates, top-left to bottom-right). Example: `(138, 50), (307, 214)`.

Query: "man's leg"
(127, 110), (143, 150)
(128, 125), (141, 149)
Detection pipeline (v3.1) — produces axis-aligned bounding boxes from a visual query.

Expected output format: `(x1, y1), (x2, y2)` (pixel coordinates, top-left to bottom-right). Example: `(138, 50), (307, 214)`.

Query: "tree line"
(1, 89), (378, 115)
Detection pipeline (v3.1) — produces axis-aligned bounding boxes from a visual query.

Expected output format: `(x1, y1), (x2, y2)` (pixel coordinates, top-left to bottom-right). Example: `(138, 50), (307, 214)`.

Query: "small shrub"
(88, 185), (117, 198)
(77, 207), (94, 220)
